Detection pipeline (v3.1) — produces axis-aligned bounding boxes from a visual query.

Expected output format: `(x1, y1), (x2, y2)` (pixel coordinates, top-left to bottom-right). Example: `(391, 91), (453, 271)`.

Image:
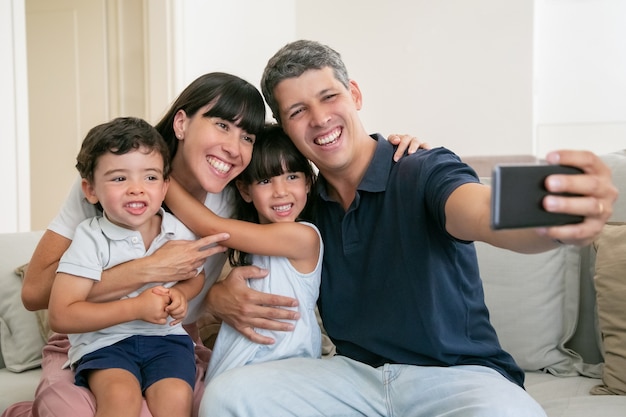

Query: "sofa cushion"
(477, 243), (583, 375)
(600, 151), (626, 223)
(15, 264), (52, 343)
(590, 223), (626, 395)
(0, 367), (43, 414)
(0, 231), (46, 372)
(525, 372), (626, 417)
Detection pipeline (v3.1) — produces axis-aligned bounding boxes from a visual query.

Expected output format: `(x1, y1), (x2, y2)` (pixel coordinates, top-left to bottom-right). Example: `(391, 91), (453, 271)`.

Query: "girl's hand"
(205, 265), (300, 344)
(387, 133), (431, 161)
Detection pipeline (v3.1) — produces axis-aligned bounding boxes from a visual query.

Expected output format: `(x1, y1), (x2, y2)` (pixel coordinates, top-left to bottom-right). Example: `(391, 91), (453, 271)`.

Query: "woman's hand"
(205, 265), (300, 344)
(387, 133), (431, 161)
(141, 234), (229, 284)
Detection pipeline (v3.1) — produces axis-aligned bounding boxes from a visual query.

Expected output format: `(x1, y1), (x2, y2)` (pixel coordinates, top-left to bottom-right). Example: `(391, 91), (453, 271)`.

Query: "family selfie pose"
(3, 35), (618, 417)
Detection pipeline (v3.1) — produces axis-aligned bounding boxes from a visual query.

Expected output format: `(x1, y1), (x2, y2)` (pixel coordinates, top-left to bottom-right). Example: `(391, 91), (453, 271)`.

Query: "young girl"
(165, 124), (323, 382)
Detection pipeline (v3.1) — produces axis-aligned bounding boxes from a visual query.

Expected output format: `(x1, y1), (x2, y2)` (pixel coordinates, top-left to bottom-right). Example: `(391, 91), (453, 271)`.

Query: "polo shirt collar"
(318, 133), (393, 201)
(99, 207), (174, 241)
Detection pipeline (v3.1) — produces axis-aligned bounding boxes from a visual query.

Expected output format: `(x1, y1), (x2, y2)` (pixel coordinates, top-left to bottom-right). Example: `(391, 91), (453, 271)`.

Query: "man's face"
(273, 67), (363, 173)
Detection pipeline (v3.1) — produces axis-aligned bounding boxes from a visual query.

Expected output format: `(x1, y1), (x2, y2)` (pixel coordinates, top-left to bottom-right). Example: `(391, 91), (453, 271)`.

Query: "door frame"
(3, 0), (175, 232)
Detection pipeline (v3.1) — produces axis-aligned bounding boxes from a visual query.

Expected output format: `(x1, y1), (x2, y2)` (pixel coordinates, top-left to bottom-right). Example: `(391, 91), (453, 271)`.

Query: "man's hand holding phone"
(490, 164), (584, 230)
(490, 150), (618, 248)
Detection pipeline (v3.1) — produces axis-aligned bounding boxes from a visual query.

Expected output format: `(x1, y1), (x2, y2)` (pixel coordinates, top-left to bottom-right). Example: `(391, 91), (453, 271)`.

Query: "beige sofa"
(2, 151), (626, 415)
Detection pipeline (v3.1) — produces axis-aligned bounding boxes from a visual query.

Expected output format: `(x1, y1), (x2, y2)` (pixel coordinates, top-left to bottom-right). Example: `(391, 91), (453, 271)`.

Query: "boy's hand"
(135, 286), (171, 324)
(165, 286), (188, 326)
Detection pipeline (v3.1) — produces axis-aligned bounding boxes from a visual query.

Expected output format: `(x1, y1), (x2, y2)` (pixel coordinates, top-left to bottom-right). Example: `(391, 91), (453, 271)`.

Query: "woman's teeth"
(208, 156), (232, 174)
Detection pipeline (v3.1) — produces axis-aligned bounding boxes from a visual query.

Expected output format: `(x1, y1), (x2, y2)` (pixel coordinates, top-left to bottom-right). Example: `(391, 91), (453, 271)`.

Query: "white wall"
(534, 0), (626, 155)
(3, 0), (625, 232)
(174, 0), (535, 157)
(170, 0), (296, 116)
(297, 0), (536, 157)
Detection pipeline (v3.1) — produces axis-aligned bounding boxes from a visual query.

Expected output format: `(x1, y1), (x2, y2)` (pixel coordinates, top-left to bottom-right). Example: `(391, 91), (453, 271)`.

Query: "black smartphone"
(490, 164), (584, 230)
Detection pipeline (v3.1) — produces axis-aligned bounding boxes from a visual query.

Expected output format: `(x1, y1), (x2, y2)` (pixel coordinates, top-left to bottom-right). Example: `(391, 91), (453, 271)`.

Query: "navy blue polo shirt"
(314, 135), (524, 387)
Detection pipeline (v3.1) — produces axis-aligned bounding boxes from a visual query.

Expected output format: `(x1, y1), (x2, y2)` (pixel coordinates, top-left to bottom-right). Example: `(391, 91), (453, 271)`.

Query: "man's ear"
(349, 79), (363, 111)
(235, 180), (253, 203)
(81, 178), (99, 205)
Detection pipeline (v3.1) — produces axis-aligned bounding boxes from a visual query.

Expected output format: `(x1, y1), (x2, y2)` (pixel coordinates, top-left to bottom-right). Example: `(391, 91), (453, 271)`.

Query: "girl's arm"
(165, 179), (319, 266)
(48, 272), (171, 334)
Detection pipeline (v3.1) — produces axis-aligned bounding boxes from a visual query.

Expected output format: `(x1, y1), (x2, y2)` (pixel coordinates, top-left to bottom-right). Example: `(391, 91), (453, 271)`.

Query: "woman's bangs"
(204, 87), (265, 135)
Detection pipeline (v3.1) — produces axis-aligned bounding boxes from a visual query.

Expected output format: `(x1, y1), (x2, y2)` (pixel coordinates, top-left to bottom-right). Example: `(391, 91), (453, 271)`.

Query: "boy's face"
(273, 67), (363, 174)
(82, 146), (169, 231)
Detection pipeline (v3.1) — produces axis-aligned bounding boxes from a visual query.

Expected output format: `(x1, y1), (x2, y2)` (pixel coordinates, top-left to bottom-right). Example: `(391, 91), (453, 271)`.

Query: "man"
(203, 40), (617, 416)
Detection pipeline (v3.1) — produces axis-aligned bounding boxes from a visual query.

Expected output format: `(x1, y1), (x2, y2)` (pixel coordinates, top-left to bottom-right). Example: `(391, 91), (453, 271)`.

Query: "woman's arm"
(23, 229), (229, 310)
(22, 230), (71, 311)
(48, 272), (171, 334)
(165, 179), (319, 264)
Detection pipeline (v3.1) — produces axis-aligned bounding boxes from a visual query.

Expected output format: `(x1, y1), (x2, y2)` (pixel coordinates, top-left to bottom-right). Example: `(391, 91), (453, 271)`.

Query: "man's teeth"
(273, 204), (292, 212)
(315, 129), (340, 145)
(208, 156), (232, 174)
(127, 202), (145, 208)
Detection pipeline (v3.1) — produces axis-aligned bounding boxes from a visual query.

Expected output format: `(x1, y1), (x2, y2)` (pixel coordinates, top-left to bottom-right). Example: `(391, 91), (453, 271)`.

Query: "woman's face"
(171, 104), (256, 199)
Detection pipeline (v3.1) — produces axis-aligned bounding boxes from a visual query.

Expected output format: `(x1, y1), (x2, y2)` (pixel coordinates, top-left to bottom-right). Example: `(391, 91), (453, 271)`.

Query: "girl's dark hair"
(76, 116), (170, 182)
(228, 124), (317, 267)
(154, 72), (266, 159)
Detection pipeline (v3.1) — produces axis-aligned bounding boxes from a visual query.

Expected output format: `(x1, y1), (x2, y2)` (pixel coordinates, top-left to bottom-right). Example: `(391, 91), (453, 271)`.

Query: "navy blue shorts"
(74, 334), (196, 392)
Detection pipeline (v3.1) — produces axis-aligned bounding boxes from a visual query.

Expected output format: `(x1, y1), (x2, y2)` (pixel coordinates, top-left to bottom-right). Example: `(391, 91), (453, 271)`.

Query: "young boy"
(48, 117), (204, 417)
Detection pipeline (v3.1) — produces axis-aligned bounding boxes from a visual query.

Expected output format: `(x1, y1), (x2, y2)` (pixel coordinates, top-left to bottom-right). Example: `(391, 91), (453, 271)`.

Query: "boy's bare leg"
(145, 378), (193, 417)
(88, 369), (143, 417)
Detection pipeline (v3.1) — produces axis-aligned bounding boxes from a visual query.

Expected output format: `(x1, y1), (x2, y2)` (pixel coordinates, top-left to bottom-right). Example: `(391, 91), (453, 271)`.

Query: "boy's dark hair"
(76, 117), (170, 182)
(154, 72), (266, 160)
(228, 124), (317, 267)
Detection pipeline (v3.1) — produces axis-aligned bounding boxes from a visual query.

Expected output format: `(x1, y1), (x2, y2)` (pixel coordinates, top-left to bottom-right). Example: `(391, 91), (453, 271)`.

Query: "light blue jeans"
(199, 356), (547, 417)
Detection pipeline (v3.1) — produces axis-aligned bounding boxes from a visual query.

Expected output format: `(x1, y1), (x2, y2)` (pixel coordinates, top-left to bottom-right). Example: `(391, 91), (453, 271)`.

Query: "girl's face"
(81, 147), (168, 233)
(171, 104), (256, 200)
(237, 169), (310, 224)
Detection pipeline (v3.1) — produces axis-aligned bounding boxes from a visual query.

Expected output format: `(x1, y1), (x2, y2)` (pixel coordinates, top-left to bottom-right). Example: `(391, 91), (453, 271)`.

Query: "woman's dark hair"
(228, 124), (317, 267)
(76, 116), (170, 182)
(154, 72), (266, 159)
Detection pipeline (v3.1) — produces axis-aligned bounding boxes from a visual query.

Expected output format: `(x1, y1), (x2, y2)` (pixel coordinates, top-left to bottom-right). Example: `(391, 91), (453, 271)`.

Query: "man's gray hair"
(261, 40), (350, 124)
